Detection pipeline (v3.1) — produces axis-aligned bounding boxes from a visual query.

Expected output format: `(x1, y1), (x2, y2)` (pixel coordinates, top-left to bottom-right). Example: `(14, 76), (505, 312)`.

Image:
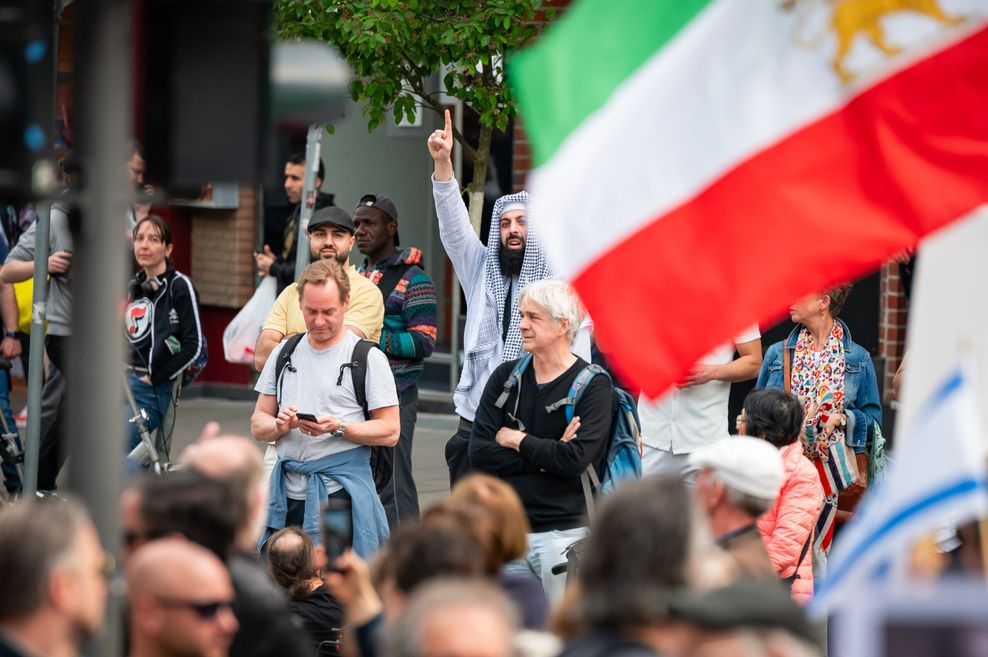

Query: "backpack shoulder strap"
(274, 333), (306, 406)
(348, 339), (377, 421)
(494, 353), (533, 410)
(545, 364), (610, 422)
(374, 264), (414, 302)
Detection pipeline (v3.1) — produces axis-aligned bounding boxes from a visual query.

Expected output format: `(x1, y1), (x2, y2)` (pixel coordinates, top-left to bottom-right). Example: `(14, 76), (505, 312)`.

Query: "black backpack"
(273, 333), (393, 490)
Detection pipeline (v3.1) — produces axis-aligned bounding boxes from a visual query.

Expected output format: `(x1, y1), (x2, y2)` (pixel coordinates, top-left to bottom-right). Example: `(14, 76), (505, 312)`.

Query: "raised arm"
(428, 109), (486, 292)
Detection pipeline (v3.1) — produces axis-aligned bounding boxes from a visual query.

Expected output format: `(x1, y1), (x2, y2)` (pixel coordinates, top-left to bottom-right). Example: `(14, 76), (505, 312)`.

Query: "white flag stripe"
(528, 1), (985, 280)
(811, 365), (988, 616)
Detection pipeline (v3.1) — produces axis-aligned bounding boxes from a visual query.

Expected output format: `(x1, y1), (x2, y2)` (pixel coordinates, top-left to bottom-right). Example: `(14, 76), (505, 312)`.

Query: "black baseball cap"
(308, 206), (354, 234)
(356, 194), (400, 246)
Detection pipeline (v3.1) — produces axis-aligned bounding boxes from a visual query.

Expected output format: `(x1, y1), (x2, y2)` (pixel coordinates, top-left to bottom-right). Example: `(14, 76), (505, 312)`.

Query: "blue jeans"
(123, 371), (175, 452)
(503, 526), (588, 606)
(0, 370), (21, 492)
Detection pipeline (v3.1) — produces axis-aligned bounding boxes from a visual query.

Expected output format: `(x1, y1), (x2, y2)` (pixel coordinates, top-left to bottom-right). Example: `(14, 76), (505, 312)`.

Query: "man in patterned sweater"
(354, 194), (437, 527)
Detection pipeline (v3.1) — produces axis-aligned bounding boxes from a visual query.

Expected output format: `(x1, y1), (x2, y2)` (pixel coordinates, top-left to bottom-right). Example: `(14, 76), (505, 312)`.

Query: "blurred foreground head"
(385, 579), (517, 657)
(573, 477), (707, 630)
(0, 498), (109, 657)
(181, 432), (268, 551)
(128, 537), (239, 657)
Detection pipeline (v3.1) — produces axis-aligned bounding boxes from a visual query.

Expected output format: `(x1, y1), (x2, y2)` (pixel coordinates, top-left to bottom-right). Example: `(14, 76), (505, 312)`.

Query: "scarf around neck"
(457, 191), (555, 399)
(792, 322), (846, 460)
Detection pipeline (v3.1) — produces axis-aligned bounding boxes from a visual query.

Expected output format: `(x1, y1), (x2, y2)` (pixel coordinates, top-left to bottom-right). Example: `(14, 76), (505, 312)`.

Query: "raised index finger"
(444, 108), (452, 139)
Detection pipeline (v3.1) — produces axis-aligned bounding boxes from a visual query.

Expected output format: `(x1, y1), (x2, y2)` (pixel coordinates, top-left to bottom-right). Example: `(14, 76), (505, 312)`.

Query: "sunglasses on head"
(156, 597), (233, 620)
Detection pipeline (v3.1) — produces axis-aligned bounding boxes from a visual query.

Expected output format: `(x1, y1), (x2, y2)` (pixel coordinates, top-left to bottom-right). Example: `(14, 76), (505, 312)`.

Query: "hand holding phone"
(322, 499), (353, 572)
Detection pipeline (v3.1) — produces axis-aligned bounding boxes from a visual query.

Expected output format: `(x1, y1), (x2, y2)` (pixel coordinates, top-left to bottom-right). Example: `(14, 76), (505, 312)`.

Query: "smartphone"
(322, 498), (353, 570)
(296, 412), (318, 422)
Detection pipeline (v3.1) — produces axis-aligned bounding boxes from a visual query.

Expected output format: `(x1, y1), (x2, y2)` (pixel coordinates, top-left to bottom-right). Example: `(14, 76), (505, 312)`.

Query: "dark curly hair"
(742, 388), (804, 448)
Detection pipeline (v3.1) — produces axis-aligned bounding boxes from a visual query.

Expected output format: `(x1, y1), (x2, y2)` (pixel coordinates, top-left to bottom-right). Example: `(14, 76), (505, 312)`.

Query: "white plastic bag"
(223, 276), (277, 365)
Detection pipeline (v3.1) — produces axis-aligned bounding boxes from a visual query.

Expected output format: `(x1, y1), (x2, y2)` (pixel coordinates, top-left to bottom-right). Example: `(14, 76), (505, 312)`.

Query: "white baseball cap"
(688, 436), (784, 502)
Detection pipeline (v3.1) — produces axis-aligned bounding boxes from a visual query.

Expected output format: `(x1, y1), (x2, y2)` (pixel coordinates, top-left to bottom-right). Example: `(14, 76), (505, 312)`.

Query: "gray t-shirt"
(7, 204), (74, 336)
(256, 331), (398, 499)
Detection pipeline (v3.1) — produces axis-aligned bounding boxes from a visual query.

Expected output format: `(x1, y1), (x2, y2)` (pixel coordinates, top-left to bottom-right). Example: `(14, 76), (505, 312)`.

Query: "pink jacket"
(757, 441), (823, 605)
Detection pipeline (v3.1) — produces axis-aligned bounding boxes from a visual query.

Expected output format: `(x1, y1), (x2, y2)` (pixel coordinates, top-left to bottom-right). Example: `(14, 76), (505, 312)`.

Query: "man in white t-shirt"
(251, 260), (399, 555)
(637, 326), (762, 483)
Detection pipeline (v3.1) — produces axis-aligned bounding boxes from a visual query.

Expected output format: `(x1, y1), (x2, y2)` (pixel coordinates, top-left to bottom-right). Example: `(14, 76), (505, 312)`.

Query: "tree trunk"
(466, 123), (492, 237)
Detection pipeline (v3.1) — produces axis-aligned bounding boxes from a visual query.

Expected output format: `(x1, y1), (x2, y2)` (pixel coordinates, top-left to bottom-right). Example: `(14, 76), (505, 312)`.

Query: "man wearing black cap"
(354, 194), (437, 527)
(254, 206), (384, 372)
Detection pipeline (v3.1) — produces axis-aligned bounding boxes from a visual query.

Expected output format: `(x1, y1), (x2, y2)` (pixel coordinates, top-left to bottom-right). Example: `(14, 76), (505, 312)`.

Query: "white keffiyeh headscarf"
(456, 191), (555, 399)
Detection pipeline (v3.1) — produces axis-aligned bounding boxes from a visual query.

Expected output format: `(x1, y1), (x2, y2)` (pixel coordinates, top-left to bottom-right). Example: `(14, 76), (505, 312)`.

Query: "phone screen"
(321, 499), (353, 569)
(296, 412), (318, 422)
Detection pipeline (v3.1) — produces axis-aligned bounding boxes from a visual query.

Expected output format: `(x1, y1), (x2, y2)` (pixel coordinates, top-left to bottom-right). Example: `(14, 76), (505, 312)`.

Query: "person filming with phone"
(252, 259), (398, 558)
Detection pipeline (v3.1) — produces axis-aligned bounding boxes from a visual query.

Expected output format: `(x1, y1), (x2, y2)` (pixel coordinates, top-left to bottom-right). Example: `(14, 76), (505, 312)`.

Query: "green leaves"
(276, 0), (547, 192)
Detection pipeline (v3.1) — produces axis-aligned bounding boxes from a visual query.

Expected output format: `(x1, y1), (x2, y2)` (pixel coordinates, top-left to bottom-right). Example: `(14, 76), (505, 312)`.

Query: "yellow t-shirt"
(262, 265), (384, 343)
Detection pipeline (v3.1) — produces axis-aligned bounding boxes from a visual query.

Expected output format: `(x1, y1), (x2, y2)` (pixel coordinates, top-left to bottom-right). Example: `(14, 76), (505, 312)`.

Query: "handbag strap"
(793, 531), (812, 574)
(783, 345), (792, 394)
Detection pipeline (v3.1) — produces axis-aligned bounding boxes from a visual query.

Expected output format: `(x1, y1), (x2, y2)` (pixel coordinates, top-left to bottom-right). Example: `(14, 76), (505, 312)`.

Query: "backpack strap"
(494, 353), (533, 411)
(545, 364), (609, 422)
(373, 263), (414, 303)
(274, 333), (306, 407)
(581, 465), (602, 523)
(342, 339), (376, 421)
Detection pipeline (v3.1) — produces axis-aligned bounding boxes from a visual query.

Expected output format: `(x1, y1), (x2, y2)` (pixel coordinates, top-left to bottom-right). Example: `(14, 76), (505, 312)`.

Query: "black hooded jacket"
(125, 267), (204, 385)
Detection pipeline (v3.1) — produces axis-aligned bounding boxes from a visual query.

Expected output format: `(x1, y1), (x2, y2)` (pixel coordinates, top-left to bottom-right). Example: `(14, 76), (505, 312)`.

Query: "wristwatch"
(332, 420), (347, 439)
(3, 331), (15, 339)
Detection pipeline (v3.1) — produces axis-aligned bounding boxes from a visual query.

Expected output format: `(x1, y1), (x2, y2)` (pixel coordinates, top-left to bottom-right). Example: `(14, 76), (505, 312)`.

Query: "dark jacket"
(287, 585), (344, 652)
(125, 268), (204, 385)
(269, 193), (335, 293)
(228, 553), (313, 657)
(469, 357), (612, 532)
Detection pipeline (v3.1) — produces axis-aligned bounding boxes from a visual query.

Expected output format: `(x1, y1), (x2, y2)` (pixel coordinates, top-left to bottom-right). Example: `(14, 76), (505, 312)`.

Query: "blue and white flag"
(810, 364), (988, 617)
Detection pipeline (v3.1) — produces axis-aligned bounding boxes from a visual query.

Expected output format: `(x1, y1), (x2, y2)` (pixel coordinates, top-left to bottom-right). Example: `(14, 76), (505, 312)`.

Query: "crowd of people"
(0, 116), (904, 657)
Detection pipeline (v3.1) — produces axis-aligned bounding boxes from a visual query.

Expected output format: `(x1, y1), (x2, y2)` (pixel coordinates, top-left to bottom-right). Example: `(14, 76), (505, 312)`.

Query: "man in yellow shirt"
(254, 207), (384, 371)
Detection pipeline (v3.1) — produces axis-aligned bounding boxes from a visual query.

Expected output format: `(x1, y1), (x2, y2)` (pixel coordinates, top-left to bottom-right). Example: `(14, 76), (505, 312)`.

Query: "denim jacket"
(755, 319), (882, 452)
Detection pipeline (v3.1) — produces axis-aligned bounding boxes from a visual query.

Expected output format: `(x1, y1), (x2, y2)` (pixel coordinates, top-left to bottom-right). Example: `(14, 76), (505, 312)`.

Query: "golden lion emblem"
(784, 0), (967, 83)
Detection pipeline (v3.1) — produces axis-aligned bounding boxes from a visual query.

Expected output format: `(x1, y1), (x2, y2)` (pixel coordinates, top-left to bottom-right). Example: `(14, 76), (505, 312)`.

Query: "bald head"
(128, 538), (238, 657)
(181, 435), (263, 490)
(180, 434), (267, 551)
(128, 538), (231, 599)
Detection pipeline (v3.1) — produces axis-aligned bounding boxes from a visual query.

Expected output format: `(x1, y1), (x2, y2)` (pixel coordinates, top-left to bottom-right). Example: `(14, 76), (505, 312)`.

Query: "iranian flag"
(510, 0), (988, 399)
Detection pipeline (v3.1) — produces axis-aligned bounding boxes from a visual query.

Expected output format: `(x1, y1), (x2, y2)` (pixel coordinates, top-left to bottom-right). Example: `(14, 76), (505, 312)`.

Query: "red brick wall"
(878, 262), (908, 400)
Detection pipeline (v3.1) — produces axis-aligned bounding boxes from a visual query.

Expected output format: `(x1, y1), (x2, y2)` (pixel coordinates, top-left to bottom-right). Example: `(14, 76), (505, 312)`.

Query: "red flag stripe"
(575, 25), (988, 399)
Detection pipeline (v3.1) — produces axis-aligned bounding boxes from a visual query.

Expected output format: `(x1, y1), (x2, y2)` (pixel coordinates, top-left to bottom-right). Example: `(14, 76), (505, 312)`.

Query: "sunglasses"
(155, 596), (234, 620)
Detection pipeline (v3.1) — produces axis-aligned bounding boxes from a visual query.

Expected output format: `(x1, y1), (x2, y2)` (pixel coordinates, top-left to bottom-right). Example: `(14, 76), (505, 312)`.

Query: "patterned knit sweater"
(357, 248), (438, 392)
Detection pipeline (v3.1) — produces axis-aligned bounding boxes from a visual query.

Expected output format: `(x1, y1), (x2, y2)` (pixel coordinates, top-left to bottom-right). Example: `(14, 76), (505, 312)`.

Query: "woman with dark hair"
(739, 388), (822, 604)
(266, 526), (343, 654)
(123, 215), (204, 453)
(755, 283), (882, 558)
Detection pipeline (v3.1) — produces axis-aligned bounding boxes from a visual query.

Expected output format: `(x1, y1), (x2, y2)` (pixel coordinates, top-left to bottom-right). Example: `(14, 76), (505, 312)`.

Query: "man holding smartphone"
(251, 259), (398, 557)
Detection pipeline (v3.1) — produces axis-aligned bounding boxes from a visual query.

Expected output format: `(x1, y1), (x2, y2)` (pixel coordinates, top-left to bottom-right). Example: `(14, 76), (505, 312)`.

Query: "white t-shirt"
(256, 331), (398, 498)
(638, 325), (761, 455)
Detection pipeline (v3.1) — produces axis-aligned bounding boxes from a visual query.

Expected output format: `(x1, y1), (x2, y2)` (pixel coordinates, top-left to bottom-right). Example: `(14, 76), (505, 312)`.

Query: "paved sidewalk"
(171, 397), (457, 509)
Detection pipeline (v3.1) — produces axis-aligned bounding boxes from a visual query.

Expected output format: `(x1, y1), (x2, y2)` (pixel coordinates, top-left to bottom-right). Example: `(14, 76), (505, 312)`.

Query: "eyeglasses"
(155, 596), (234, 620)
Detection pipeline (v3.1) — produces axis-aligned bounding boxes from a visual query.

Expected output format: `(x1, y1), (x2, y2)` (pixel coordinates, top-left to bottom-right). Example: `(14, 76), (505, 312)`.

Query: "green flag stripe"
(510, 0), (711, 168)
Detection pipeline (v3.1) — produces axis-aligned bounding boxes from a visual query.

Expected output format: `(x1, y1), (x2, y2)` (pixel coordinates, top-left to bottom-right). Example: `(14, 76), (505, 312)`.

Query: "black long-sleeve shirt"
(469, 357), (612, 532)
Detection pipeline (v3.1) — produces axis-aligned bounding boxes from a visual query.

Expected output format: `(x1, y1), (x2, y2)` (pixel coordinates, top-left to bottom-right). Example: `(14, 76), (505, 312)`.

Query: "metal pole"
(71, 1), (129, 655)
(294, 123), (323, 278)
(21, 201), (51, 496)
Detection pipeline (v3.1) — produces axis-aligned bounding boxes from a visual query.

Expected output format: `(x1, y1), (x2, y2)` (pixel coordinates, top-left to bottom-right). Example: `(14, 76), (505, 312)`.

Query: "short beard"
(499, 244), (525, 277)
